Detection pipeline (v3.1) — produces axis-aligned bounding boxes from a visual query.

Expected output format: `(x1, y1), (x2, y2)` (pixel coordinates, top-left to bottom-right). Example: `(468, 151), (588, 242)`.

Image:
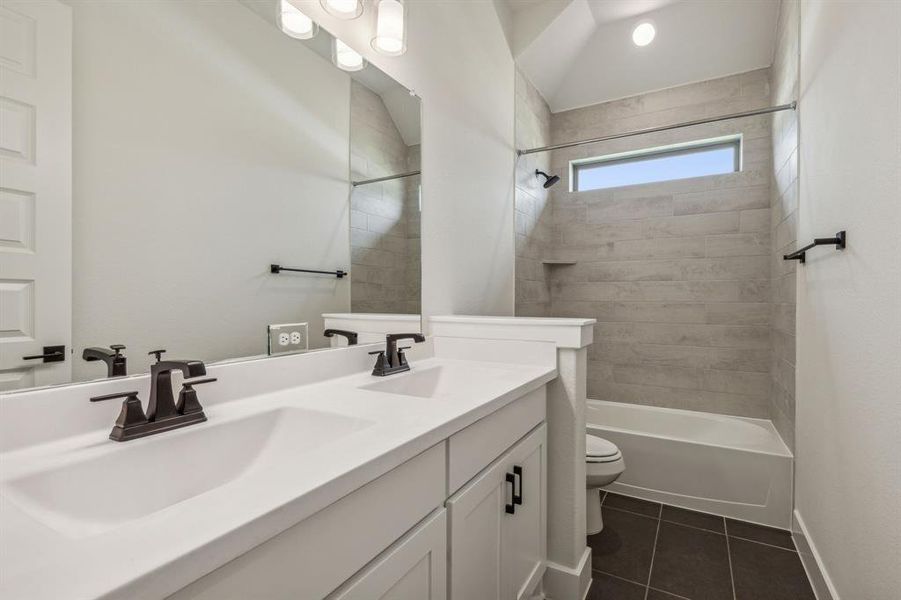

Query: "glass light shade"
(631, 22), (656, 47)
(333, 39), (365, 72)
(321, 0), (363, 20)
(371, 0), (406, 56)
(279, 0), (318, 40)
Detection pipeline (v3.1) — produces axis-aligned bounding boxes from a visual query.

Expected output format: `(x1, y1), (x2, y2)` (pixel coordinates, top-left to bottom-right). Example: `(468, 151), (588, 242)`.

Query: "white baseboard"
(793, 510), (840, 600)
(543, 546), (592, 600)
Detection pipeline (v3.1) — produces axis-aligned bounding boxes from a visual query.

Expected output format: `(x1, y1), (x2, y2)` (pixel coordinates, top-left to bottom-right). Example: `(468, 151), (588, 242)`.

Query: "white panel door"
(503, 429), (547, 600)
(328, 509), (447, 600)
(0, 0), (72, 390)
(447, 424), (547, 600)
(446, 453), (508, 600)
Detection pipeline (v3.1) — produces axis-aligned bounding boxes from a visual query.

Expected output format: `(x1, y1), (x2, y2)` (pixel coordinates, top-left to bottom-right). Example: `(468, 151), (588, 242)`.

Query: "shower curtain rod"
(352, 170), (421, 187)
(517, 102), (797, 156)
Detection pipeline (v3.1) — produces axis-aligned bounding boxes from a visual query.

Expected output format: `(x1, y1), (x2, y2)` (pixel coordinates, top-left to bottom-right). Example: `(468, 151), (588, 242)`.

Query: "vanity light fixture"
(321, 0), (363, 20)
(333, 38), (366, 71)
(632, 21), (656, 47)
(371, 0), (406, 56)
(279, 0), (318, 40)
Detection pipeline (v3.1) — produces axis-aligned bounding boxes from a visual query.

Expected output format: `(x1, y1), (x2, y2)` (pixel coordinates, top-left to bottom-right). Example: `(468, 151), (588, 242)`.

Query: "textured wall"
(545, 70), (775, 418)
(349, 81), (420, 314)
(514, 68), (553, 316)
(768, 0), (799, 450)
(794, 1), (901, 596)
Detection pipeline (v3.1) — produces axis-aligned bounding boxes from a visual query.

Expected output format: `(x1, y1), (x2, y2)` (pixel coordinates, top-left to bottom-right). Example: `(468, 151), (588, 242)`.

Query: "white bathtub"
(586, 399), (793, 528)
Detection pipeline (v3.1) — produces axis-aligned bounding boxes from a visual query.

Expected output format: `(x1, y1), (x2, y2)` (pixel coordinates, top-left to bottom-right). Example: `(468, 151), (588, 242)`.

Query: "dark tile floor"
(586, 492), (816, 600)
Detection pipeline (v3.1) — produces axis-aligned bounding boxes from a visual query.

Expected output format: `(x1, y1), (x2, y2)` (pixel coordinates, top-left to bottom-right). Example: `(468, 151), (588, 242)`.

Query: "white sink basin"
(3, 407), (372, 538)
(360, 363), (524, 399)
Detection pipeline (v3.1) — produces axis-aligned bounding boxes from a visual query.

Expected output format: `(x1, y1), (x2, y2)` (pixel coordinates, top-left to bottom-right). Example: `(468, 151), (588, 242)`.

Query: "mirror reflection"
(0, 0), (421, 391)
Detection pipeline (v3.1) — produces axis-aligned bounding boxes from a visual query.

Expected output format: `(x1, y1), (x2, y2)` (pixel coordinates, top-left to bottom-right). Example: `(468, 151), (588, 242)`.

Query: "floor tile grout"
(659, 517), (726, 535)
(727, 534), (799, 553)
(648, 585), (694, 600)
(642, 507), (663, 600)
(603, 495), (798, 548)
(601, 503), (662, 521)
(591, 495), (811, 600)
(724, 520), (738, 600)
(592, 568), (646, 588)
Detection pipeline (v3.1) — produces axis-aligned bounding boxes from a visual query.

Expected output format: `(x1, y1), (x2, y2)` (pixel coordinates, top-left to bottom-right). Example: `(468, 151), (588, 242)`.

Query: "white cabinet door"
(447, 424), (547, 600)
(503, 431), (547, 600)
(329, 509), (446, 600)
(0, 0), (72, 390)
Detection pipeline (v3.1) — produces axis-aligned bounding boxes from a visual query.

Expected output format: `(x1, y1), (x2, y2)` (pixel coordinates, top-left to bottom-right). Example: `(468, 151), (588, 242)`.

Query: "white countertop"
(0, 348), (555, 599)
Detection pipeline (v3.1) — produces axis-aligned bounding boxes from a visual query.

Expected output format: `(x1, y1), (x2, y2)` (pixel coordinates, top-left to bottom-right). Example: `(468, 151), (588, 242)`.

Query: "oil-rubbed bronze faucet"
(324, 329), (359, 345)
(90, 350), (215, 442)
(82, 344), (127, 377)
(370, 333), (425, 376)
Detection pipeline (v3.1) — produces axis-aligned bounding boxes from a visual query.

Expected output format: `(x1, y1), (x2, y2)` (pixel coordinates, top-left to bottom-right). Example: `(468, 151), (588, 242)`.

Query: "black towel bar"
(783, 231), (846, 264)
(270, 264), (347, 278)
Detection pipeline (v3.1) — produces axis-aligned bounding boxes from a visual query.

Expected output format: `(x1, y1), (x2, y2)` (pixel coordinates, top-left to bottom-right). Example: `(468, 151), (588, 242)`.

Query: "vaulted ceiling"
(501, 0), (780, 113)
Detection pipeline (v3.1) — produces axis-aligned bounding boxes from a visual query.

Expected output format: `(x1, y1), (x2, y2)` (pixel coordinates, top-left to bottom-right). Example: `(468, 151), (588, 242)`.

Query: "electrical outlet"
(268, 322), (308, 355)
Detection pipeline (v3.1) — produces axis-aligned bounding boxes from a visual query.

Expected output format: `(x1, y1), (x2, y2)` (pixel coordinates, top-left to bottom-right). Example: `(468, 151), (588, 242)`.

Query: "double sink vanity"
(0, 336), (557, 599)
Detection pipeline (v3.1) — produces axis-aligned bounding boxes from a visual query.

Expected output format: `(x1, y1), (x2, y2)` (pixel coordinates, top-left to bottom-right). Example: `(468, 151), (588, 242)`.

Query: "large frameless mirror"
(0, 0), (421, 391)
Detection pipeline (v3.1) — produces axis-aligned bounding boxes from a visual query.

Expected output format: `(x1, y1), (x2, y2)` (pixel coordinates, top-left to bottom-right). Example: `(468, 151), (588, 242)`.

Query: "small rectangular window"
(572, 137), (741, 192)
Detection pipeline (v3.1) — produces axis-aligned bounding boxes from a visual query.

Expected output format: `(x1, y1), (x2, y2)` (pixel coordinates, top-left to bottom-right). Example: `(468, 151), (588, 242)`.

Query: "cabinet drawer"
(447, 386), (545, 494)
(328, 508), (446, 600)
(169, 443), (446, 600)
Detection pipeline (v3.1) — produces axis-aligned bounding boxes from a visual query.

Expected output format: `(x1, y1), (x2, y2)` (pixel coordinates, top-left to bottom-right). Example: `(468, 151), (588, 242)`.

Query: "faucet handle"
(91, 391), (148, 440)
(369, 350), (389, 376)
(148, 349), (166, 363)
(177, 377), (217, 415)
(110, 344), (126, 356)
(397, 346), (412, 367)
(90, 390), (140, 403)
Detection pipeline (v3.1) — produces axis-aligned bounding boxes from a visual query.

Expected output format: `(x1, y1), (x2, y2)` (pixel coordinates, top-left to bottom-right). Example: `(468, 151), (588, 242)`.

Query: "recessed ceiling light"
(632, 21), (656, 47)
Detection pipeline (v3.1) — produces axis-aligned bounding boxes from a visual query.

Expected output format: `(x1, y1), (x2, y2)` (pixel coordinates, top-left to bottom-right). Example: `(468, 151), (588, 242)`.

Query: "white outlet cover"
(268, 322), (309, 355)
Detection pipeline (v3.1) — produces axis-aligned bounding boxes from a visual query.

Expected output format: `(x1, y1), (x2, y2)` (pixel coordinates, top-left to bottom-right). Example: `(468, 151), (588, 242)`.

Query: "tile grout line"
(592, 568), (647, 589)
(642, 503), (664, 600)
(602, 502), (662, 521)
(727, 534), (799, 553)
(724, 519), (737, 600)
(647, 585), (693, 600)
(659, 517), (725, 535)
(604, 499), (797, 549)
(593, 569), (693, 600)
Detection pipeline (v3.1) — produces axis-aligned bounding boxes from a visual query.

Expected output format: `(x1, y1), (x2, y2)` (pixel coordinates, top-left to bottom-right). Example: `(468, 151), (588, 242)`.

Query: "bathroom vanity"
(0, 337), (556, 599)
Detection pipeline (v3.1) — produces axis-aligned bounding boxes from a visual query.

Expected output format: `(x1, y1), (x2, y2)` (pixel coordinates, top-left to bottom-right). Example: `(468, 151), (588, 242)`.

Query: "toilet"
(586, 433), (626, 535)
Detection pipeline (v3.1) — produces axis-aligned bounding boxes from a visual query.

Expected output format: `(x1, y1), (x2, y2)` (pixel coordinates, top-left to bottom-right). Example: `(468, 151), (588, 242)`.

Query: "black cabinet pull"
(22, 345), (66, 363)
(513, 465), (523, 506)
(505, 472), (516, 514)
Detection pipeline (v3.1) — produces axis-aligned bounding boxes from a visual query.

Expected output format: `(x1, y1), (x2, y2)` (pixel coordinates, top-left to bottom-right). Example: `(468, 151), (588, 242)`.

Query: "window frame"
(570, 135), (742, 193)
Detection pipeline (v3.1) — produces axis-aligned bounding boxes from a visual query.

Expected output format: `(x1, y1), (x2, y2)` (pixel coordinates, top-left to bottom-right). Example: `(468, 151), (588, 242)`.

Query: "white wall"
(295, 0), (516, 321)
(796, 1), (901, 597)
(71, 1), (351, 379)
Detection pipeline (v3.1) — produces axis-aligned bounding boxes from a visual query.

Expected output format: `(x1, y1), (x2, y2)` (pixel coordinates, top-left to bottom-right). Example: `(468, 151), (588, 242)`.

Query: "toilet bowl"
(586, 433), (625, 535)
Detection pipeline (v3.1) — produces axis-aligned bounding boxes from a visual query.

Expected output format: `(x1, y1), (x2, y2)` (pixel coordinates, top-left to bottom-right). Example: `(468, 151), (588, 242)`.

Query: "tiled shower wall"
(769, 0), (800, 450)
(539, 70), (777, 418)
(350, 80), (421, 314)
(514, 69), (553, 317)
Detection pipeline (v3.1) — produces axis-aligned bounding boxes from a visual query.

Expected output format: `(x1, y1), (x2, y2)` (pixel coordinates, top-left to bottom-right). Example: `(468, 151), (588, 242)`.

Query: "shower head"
(536, 169), (560, 189)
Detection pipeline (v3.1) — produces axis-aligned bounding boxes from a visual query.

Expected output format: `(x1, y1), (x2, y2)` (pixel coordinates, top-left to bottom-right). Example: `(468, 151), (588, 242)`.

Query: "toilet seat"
(586, 434), (621, 463)
(586, 433), (626, 536)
